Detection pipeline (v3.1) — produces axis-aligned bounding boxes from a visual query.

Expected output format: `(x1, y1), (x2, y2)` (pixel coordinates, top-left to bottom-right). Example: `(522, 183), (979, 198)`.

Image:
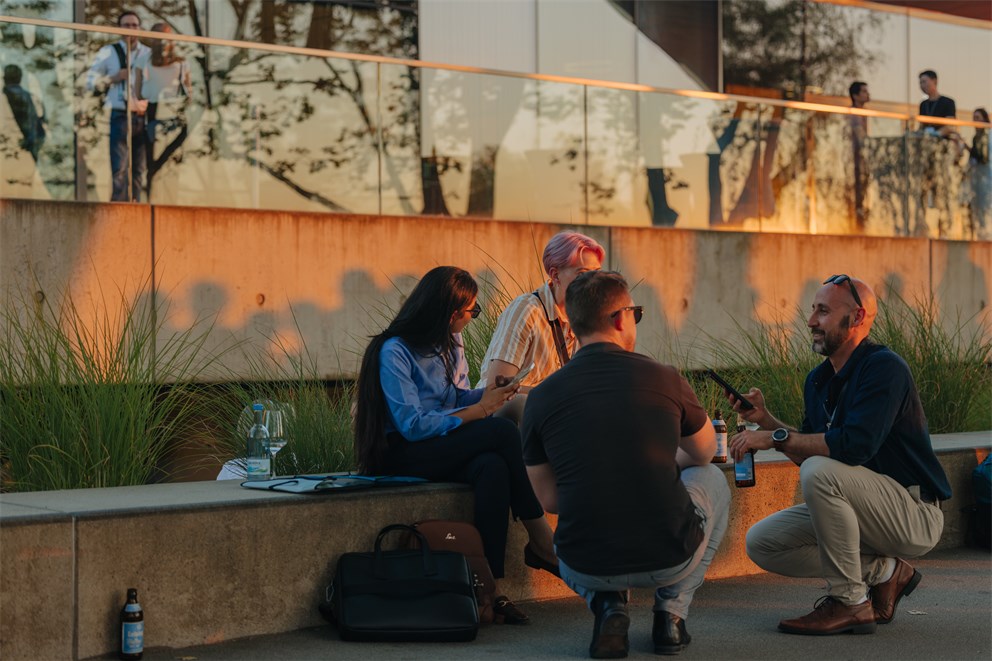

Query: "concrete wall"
(1, 199), (989, 380)
(1, 441), (987, 661)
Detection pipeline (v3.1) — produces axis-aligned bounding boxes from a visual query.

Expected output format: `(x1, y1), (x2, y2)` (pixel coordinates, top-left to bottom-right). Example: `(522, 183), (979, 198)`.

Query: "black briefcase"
(329, 523), (479, 642)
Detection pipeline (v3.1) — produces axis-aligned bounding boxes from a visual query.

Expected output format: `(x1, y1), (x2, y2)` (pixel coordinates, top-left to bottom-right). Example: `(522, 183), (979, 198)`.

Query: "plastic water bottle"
(246, 403), (271, 481)
(119, 588), (143, 660)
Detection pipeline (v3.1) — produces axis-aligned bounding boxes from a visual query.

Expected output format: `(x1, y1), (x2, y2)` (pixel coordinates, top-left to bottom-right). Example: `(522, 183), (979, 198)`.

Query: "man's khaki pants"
(746, 456), (944, 604)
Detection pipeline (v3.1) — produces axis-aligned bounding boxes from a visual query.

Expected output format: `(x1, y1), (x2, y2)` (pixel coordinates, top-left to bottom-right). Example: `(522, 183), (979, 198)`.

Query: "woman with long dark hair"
(355, 266), (558, 624)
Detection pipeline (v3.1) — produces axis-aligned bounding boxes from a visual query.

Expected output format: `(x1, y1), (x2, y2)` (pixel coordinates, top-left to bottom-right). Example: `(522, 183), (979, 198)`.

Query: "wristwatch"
(772, 428), (790, 452)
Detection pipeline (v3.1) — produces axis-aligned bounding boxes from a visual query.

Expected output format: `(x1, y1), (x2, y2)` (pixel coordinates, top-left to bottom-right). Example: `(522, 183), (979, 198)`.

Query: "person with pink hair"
(477, 231), (604, 422)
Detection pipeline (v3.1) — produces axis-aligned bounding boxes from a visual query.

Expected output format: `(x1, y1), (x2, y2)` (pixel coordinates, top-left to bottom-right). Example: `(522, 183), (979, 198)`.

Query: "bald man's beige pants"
(745, 456), (943, 605)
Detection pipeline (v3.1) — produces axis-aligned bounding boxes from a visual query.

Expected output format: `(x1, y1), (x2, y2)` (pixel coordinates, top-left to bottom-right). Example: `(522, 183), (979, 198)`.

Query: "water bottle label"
(246, 457), (270, 477)
(715, 432), (727, 456)
(122, 621), (144, 654)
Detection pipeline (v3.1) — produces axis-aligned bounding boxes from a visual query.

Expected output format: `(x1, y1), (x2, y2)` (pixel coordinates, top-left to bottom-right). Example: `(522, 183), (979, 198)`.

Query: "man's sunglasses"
(823, 274), (863, 308)
(610, 305), (644, 324)
(465, 303), (482, 319)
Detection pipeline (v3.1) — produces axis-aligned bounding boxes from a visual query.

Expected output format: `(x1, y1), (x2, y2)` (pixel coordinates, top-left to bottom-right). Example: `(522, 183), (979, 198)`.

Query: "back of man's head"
(566, 271), (628, 338)
(3, 64), (21, 86)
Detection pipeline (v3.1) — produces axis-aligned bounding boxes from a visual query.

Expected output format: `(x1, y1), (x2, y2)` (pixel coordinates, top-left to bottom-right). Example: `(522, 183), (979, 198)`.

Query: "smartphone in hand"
(706, 369), (755, 410)
(504, 363), (535, 388)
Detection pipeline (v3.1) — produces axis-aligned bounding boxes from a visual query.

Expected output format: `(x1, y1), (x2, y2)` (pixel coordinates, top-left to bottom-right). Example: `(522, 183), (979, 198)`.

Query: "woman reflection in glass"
(136, 23), (191, 200)
(354, 266), (558, 624)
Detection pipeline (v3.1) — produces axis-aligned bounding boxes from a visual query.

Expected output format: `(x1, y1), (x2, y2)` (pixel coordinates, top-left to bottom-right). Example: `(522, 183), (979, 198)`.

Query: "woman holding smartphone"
(354, 266), (558, 624)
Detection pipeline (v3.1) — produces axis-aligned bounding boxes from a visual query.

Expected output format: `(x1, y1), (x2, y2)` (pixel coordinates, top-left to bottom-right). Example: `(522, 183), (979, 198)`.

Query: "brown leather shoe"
(870, 558), (922, 624)
(778, 596), (876, 635)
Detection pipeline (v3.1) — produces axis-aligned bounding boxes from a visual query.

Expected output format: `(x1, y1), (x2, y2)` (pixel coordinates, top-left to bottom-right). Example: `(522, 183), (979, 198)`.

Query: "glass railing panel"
(905, 120), (967, 239)
(638, 92), (761, 231)
(755, 105), (810, 234)
(184, 46), (380, 213)
(857, 116), (912, 238)
(419, 68), (530, 219)
(585, 86), (643, 226)
(379, 63), (432, 217)
(486, 78), (584, 224)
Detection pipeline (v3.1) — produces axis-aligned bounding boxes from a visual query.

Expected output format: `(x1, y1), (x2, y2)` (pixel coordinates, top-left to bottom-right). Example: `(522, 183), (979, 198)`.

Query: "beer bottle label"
(122, 621), (144, 654)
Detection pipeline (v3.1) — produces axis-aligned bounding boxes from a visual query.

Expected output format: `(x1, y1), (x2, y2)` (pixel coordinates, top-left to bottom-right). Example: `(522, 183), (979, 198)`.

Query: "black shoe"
(524, 543), (561, 578)
(653, 611), (691, 655)
(589, 592), (629, 659)
(493, 595), (530, 625)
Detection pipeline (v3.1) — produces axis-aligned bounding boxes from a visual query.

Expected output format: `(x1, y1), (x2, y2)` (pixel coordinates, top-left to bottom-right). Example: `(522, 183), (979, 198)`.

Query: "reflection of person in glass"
(3, 64), (45, 162)
(85, 11), (150, 202)
(136, 23), (192, 200)
(952, 108), (990, 239)
(848, 81), (870, 228)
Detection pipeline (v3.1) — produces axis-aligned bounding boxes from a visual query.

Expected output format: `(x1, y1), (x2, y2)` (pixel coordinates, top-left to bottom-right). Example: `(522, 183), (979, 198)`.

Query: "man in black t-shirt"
(522, 271), (729, 659)
(918, 70), (956, 127)
(915, 70), (958, 234)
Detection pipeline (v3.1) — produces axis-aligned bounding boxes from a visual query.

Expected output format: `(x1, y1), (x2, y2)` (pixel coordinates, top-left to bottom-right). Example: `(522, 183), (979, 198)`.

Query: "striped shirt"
(477, 281), (576, 388)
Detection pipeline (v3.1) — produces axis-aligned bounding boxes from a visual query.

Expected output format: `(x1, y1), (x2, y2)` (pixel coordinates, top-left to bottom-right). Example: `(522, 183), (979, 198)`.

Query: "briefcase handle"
(373, 524), (439, 578)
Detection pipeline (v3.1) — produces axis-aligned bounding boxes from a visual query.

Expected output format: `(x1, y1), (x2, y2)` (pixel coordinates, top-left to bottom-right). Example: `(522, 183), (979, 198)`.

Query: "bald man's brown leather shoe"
(778, 596), (876, 635)
(870, 558), (922, 624)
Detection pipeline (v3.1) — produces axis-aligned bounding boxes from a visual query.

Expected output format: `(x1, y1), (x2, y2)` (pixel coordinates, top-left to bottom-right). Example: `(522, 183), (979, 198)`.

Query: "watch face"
(773, 428), (788, 442)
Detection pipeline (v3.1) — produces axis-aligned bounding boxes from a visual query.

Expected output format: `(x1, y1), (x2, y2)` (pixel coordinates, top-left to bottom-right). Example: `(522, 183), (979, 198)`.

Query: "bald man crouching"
(728, 275), (950, 635)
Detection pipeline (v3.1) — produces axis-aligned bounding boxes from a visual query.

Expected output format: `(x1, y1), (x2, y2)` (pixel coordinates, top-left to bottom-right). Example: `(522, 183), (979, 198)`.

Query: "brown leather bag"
(412, 520), (496, 624)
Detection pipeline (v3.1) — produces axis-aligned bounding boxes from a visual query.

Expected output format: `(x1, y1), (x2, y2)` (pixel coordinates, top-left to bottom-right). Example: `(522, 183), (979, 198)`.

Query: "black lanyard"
(532, 291), (570, 367)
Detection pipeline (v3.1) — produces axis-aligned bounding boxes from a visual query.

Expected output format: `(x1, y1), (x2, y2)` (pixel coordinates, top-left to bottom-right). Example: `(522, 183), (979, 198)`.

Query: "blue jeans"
(558, 464), (730, 620)
(110, 109), (147, 201)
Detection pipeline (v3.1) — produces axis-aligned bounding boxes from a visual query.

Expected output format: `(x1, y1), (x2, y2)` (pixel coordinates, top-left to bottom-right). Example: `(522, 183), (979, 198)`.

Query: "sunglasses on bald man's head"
(823, 274), (863, 308)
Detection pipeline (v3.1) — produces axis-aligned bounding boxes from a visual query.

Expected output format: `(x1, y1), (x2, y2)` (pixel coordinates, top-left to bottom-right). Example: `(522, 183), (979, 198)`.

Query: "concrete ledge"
(1, 434), (988, 660)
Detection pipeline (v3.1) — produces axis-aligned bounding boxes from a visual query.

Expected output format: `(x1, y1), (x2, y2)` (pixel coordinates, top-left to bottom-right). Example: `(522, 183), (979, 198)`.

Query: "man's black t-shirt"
(919, 95), (956, 119)
(522, 342), (708, 576)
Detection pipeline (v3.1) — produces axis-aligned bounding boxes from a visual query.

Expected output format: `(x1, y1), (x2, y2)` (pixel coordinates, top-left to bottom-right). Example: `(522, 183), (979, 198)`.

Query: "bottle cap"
(252, 403), (264, 411)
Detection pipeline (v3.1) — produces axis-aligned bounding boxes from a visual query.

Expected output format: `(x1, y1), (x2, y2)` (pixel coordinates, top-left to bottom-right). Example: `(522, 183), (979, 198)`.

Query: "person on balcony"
(523, 270), (729, 658)
(476, 231), (604, 424)
(729, 275), (950, 636)
(848, 81), (870, 228)
(354, 265), (559, 625)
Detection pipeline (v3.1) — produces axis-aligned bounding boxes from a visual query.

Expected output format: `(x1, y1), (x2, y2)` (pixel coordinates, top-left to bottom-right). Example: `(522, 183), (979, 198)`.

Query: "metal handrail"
(2, 14), (989, 128)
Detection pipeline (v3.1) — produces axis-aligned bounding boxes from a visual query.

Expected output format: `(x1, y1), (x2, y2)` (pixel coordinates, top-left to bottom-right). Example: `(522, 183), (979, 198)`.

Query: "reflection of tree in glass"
(641, 93), (694, 227)
(716, 0), (884, 228)
(76, 0), (419, 212)
(723, 0), (883, 96)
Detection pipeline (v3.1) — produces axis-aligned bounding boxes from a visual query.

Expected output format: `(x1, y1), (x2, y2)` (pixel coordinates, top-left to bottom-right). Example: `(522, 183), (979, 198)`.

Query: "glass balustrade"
(1, 17), (988, 240)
